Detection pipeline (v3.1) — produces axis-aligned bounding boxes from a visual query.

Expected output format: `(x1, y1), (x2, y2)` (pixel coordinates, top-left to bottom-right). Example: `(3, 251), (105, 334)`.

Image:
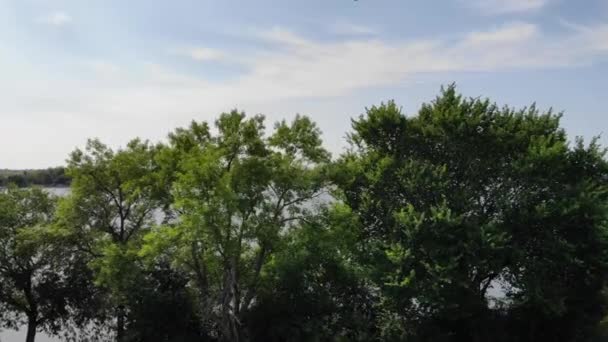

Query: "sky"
(0, 0), (607, 170)
(0, 2), (607, 340)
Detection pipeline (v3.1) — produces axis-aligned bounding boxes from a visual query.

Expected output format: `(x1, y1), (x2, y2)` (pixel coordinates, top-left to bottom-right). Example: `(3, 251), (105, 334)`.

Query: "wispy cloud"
(3, 21), (608, 167)
(220, 21), (604, 99)
(571, 23), (608, 52)
(330, 21), (378, 36)
(10, 21), (608, 108)
(9, 21), (608, 114)
(558, 19), (608, 52)
(255, 27), (311, 46)
(85, 61), (121, 75)
(464, 22), (539, 45)
(464, 0), (549, 14)
(38, 11), (72, 26)
(170, 47), (226, 62)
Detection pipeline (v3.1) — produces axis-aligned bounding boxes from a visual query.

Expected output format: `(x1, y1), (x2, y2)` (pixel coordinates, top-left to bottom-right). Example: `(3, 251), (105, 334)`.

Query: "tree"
(334, 86), (608, 341)
(140, 111), (331, 341)
(119, 260), (203, 342)
(56, 138), (163, 342)
(0, 187), (80, 342)
(245, 203), (378, 341)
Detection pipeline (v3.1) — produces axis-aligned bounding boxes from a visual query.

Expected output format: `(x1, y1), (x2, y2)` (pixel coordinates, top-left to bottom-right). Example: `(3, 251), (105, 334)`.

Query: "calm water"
(44, 187), (70, 196)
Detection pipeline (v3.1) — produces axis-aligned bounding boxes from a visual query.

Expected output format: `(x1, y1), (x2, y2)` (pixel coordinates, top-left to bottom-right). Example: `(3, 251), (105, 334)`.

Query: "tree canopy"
(0, 187), (91, 342)
(1, 86), (608, 342)
(335, 86), (608, 341)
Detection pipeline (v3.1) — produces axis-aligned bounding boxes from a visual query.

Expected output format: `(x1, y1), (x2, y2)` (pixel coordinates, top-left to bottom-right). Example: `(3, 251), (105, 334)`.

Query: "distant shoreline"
(0, 167), (70, 188)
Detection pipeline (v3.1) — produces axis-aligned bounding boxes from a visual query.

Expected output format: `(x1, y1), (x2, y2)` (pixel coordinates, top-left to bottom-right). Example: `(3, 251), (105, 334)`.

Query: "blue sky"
(1, 0), (607, 169)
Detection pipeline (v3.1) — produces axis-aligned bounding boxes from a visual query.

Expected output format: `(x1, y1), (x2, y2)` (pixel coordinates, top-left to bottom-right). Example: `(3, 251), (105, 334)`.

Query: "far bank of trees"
(0, 168), (70, 188)
(1, 86), (608, 342)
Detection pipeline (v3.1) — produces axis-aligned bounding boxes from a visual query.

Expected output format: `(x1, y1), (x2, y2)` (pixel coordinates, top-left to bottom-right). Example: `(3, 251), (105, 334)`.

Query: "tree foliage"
(2, 87), (608, 342)
(0, 187), (88, 342)
(56, 138), (166, 342)
(335, 85), (608, 341)
(140, 111), (331, 341)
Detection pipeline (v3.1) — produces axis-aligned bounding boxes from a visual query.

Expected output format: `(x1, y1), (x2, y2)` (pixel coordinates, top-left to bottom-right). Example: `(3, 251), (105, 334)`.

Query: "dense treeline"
(0, 167), (70, 187)
(1, 86), (608, 342)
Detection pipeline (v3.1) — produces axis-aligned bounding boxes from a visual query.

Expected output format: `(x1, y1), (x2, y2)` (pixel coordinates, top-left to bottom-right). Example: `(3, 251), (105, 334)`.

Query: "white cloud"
(570, 23), (608, 52)
(464, 22), (539, 46)
(222, 21), (600, 98)
(170, 47), (226, 62)
(85, 61), (121, 75)
(464, 0), (549, 14)
(38, 11), (72, 26)
(255, 27), (311, 47)
(330, 21), (378, 36)
(2, 21), (608, 167)
(591, 27), (608, 51)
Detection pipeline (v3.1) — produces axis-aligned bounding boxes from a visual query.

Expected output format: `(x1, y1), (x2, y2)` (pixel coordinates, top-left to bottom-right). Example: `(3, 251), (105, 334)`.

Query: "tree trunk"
(116, 305), (125, 342)
(25, 316), (37, 342)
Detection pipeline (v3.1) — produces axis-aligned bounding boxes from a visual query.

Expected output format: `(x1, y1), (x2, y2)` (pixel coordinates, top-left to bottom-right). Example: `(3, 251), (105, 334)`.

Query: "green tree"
(119, 260), (203, 342)
(57, 138), (163, 342)
(245, 203), (377, 341)
(0, 187), (80, 342)
(335, 86), (608, 341)
(140, 111), (330, 341)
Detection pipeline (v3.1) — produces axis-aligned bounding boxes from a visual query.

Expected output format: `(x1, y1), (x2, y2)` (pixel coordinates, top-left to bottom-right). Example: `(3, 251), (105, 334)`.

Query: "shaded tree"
(121, 260), (204, 342)
(0, 187), (85, 342)
(246, 203), (378, 341)
(334, 85), (608, 341)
